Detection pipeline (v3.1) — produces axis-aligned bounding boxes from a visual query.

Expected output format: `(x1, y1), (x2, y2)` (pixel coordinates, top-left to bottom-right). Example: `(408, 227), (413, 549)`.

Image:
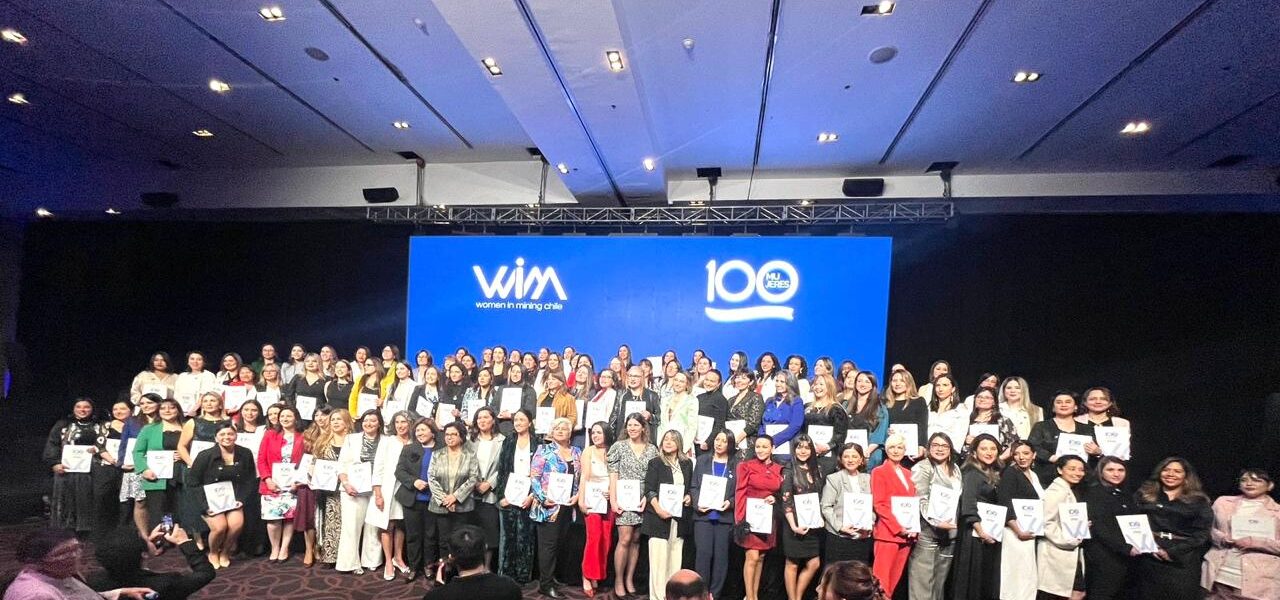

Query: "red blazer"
(871, 462), (917, 542)
(734, 457), (784, 521)
(256, 429), (305, 494)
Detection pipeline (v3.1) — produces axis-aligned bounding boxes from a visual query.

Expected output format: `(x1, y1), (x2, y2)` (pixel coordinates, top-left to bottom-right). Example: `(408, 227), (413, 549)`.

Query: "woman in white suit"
(336, 409), (385, 574)
(370, 411), (413, 580)
(1037, 455), (1088, 600)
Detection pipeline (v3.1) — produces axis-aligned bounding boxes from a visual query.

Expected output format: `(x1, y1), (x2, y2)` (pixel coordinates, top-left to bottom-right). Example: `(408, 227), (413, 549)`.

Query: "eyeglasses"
(929, 443), (951, 449)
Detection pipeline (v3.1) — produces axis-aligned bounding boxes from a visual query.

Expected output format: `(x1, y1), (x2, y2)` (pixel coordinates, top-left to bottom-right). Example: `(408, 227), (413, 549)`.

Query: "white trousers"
(999, 532), (1038, 600)
(337, 493), (383, 571)
(647, 523), (684, 600)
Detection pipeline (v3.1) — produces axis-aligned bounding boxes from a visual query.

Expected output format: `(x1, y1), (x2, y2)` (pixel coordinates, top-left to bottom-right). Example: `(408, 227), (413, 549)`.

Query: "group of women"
(43, 346), (1279, 600)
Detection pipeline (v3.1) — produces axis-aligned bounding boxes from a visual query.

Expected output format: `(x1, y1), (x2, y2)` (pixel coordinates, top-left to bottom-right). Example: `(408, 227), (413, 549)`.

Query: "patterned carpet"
(0, 523), (593, 600)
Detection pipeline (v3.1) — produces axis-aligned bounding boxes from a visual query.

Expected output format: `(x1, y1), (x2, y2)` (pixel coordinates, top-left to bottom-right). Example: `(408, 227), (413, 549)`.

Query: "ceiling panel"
(887, 0), (1205, 173)
(1169, 94), (1280, 169)
(755, 0), (985, 175)
(1021, 0), (1280, 171)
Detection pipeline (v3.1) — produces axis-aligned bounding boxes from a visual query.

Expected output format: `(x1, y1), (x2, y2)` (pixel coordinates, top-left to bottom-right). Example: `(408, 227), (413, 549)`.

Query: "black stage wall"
(8, 214), (1279, 497)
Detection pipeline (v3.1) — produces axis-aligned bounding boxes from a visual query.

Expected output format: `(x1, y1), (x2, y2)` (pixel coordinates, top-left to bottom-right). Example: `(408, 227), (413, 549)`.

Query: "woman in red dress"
(736, 434), (784, 600)
(871, 433), (918, 597)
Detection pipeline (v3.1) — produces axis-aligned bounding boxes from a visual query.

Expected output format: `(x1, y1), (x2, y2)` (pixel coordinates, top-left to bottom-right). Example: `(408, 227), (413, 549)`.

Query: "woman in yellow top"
(537, 370), (578, 433)
(349, 357), (391, 416)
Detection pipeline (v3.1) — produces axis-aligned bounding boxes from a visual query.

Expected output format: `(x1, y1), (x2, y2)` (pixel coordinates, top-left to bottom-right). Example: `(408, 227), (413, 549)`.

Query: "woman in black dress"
(952, 434), (1003, 600)
(1081, 456), (1135, 600)
(884, 369), (928, 462)
(781, 434), (825, 600)
(1132, 457), (1212, 600)
(44, 397), (105, 534)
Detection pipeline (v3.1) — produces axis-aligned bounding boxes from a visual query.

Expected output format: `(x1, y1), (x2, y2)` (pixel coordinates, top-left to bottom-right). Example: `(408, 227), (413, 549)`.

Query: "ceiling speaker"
(362, 187), (400, 204)
(140, 192), (180, 208)
(841, 178), (885, 198)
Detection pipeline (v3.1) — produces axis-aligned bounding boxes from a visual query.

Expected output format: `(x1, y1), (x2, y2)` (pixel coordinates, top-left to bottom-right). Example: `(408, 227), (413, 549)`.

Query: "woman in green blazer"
(133, 398), (187, 530)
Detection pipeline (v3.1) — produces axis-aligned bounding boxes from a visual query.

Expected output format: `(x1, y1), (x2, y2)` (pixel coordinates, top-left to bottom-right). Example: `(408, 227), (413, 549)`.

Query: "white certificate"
(546, 472), (574, 505)
(203, 481), (239, 514)
(586, 397), (613, 430)
(584, 481), (609, 514)
(794, 492), (823, 529)
(624, 400), (647, 419)
(436, 403), (457, 425)
(346, 461), (374, 494)
(887, 424), (919, 453)
(463, 398), (486, 423)
(311, 459), (340, 491)
(534, 406), (556, 434)
(926, 485), (960, 523)
(697, 474), (728, 510)
(745, 497), (774, 534)
(616, 479), (644, 512)
(968, 423), (1000, 440)
(725, 419), (747, 438)
(142, 383), (168, 398)
(659, 483), (684, 518)
(147, 451), (176, 479)
(891, 496), (921, 534)
(514, 449), (532, 477)
(272, 463), (296, 487)
(1013, 498), (1045, 536)
(1117, 514), (1158, 553)
(1094, 427), (1131, 460)
(176, 393), (198, 415)
(221, 386), (248, 412)
(766, 423), (789, 454)
(807, 425), (833, 447)
(504, 474), (531, 506)
(845, 429), (869, 449)
(499, 388), (523, 415)
(975, 502), (1007, 542)
(190, 440), (215, 459)
(695, 416), (716, 444)
(234, 430), (263, 464)
(1232, 514), (1276, 540)
(60, 445), (94, 473)
(381, 398), (407, 425)
(104, 439), (129, 467)
(843, 492), (875, 530)
(1055, 433), (1091, 459)
(292, 454), (312, 485)
(1059, 502), (1091, 539)
(295, 395), (318, 420)
(356, 393), (379, 417)
(257, 390), (281, 407)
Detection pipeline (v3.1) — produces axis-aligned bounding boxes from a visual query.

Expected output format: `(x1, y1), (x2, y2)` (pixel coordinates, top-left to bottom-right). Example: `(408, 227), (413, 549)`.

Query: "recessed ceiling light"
(35, 207), (53, 218)
(526, 203), (537, 208)
(208, 79), (231, 93)
(682, 38), (695, 50)
(192, 129), (214, 137)
(690, 200), (706, 207)
(1, 28), (27, 45)
(605, 50), (625, 72)
(1013, 71), (1041, 83)
(1120, 121), (1151, 135)
(258, 6), (285, 22)
(799, 199), (812, 206)
(817, 132), (839, 143)
(556, 163), (569, 174)
(861, 1), (894, 15)
(105, 208), (121, 215)
(7, 92), (29, 105)
(481, 57), (502, 77)
(642, 157), (656, 171)
(393, 121), (411, 129)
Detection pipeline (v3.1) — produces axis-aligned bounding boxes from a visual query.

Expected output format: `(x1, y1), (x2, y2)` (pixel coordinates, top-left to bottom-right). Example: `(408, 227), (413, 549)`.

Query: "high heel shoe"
(393, 559), (410, 574)
(353, 567), (365, 576)
(383, 566), (395, 581)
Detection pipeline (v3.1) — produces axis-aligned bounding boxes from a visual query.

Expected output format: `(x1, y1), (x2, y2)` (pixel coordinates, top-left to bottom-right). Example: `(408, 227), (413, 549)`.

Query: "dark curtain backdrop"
(10, 215), (1280, 496)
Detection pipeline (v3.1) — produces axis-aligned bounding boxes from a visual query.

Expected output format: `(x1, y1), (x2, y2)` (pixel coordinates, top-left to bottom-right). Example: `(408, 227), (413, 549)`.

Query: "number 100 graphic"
(704, 259), (800, 323)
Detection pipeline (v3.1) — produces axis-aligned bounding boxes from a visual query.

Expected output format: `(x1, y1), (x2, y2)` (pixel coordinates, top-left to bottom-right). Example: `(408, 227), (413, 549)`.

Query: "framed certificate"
(504, 474), (532, 506)
(1117, 514), (1157, 553)
(311, 459), (340, 491)
(347, 461), (374, 494)
(256, 390), (281, 407)
(221, 386), (249, 412)
(766, 424), (789, 454)
(745, 498), (773, 534)
(1094, 427), (1131, 460)
(534, 406), (556, 434)
(147, 451), (176, 479)
(295, 395), (318, 420)
(190, 440), (215, 459)
(356, 393), (379, 417)
(927, 485), (959, 523)
(584, 481), (609, 514)
(695, 416), (716, 444)
(499, 388), (523, 415)
(624, 401), (647, 419)
(272, 463), (296, 487)
(1055, 433), (1091, 459)
(142, 383), (168, 399)
(806, 425), (833, 447)
(1232, 514), (1276, 540)
(546, 472), (574, 505)
(887, 424), (919, 453)
(845, 429), (869, 449)
(436, 403), (457, 425)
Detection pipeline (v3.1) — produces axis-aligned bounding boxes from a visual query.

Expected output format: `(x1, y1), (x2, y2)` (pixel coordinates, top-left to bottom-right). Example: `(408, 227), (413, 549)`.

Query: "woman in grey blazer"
(469, 407), (506, 568)
(821, 442), (875, 564)
(907, 432), (962, 600)
(429, 421), (480, 551)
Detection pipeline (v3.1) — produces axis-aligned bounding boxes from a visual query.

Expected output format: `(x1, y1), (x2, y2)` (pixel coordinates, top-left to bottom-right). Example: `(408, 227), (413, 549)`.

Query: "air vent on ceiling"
(1206, 154), (1250, 168)
(156, 159), (182, 170)
(396, 151), (423, 161)
(525, 147), (543, 158)
(926, 161), (959, 173)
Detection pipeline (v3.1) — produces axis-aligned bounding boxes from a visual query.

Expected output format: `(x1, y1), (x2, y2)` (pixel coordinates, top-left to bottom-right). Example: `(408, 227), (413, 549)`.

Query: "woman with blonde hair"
(884, 369), (928, 461)
(644, 429), (693, 599)
(998, 376), (1043, 440)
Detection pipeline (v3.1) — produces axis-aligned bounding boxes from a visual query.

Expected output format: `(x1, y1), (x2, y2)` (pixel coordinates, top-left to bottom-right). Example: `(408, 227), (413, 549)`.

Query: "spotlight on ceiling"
(606, 50), (625, 72)
(208, 79), (231, 93)
(643, 157), (656, 171)
(817, 132), (839, 144)
(1121, 121), (1151, 135)
(556, 163), (569, 174)
(481, 57), (502, 77)
(1, 28), (28, 44)
(35, 207), (53, 218)
(258, 6), (285, 22)
(393, 121), (411, 129)
(105, 208), (121, 215)
(861, 1), (894, 15)
(1012, 71), (1041, 83)
(7, 92), (29, 105)
(192, 129), (214, 137)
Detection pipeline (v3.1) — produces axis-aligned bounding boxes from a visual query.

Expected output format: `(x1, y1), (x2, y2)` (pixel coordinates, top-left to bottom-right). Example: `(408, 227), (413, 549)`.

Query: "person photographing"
(422, 525), (520, 600)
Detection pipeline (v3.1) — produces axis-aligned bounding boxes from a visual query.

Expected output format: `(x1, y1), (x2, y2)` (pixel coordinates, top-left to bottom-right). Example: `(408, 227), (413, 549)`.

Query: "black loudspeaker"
(140, 192), (180, 208)
(362, 187), (400, 203)
(841, 178), (885, 198)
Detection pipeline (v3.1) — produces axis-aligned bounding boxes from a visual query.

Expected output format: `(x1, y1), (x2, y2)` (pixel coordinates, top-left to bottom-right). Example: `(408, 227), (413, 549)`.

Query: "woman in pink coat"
(1201, 468), (1280, 600)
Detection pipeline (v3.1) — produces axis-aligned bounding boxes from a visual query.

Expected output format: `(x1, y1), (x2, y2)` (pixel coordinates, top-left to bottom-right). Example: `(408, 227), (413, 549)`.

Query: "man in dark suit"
(615, 366), (662, 441)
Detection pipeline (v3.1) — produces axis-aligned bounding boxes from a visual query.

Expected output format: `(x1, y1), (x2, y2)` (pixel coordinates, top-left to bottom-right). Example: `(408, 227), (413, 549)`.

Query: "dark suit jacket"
(690, 453), (738, 523)
(89, 540), (214, 600)
(614, 388), (662, 440)
(997, 464), (1042, 527)
(394, 441), (432, 507)
(641, 455), (694, 538)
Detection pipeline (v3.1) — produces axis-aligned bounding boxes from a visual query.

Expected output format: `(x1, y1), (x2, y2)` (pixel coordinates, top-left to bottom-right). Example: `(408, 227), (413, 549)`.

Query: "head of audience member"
(445, 525), (488, 573)
(816, 560), (887, 600)
(665, 569), (710, 600)
(15, 528), (81, 579)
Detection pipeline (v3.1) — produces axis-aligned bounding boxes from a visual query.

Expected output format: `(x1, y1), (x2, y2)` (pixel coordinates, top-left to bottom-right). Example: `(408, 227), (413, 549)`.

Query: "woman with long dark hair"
(608, 413), (658, 598)
(470, 406), (505, 570)
(44, 397), (104, 535)
(821, 442), (873, 564)
(842, 370), (889, 469)
(189, 422), (256, 569)
(133, 398), (187, 531)
(257, 405), (308, 564)
(907, 432), (961, 600)
(336, 410), (385, 574)
(1132, 457), (1212, 600)
(130, 352), (177, 403)
(997, 440), (1043, 600)
(1080, 456), (1134, 600)
(781, 434), (826, 600)
(951, 434), (1003, 600)
(692, 428), (738, 598)
(496, 408), (537, 585)
(736, 434), (783, 600)
(1202, 467), (1280, 600)
(578, 421), (614, 597)
(1037, 455), (1088, 600)
(394, 417), (439, 583)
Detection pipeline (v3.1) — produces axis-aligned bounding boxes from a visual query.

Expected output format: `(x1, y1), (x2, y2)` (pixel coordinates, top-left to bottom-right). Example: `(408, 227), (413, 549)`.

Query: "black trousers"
(825, 534), (873, 564)
(1084, 544), (1130, 600)
(536, 515), (573, 588)
(403, 500), (439, 574)
(144, 485), (179, 530)
(91, 465), (124, 531)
